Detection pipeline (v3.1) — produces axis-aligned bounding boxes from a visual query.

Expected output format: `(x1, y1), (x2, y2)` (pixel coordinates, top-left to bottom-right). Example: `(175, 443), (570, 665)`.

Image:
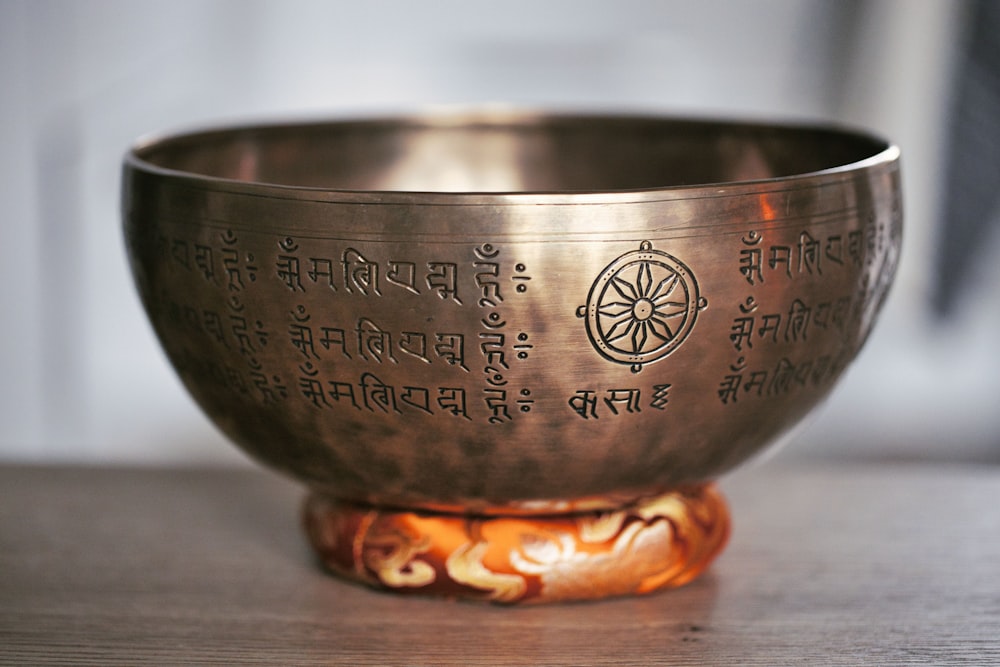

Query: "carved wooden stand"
(303, 484), (729, 604)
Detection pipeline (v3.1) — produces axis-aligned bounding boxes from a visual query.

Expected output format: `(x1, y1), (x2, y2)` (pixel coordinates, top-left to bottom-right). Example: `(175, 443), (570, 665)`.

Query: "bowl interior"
(135, 115), (889, 194)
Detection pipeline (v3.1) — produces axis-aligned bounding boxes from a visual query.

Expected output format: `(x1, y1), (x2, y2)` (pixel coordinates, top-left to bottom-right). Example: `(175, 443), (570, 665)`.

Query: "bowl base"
(302, 484), (729, 604)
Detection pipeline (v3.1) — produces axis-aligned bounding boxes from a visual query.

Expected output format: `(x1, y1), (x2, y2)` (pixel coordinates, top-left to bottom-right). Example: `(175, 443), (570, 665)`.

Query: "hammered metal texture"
(123, 113), (902, 512)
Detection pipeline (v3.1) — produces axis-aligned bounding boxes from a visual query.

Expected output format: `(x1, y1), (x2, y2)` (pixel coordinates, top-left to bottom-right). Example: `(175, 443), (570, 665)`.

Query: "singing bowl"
(123, 111), (901, 603)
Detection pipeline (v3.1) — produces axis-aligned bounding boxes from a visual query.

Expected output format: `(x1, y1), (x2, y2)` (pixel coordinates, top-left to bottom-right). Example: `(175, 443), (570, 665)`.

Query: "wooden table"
(2, 461), (998, 665)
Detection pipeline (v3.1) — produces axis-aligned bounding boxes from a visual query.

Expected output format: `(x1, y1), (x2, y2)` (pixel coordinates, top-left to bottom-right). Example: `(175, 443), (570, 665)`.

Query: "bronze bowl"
(123, 111), (901, 603)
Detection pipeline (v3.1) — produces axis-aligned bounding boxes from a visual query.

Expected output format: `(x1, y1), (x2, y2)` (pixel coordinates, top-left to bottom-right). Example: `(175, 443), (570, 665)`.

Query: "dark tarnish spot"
(370, 456), (401, 482)
(340, 419), (367, 440)
(457, 437), (496, 457)
(506, 457), (546, 497)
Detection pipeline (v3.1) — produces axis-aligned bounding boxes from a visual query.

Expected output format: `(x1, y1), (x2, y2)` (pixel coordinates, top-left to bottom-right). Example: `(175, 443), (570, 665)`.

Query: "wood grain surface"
(2, 461), (998, 665)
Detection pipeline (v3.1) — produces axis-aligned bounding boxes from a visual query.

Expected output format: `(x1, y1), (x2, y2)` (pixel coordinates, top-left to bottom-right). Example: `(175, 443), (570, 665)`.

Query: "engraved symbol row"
(159, 295), (533, 374)
(717, 350), (852, 405)
(296, 367), (534, 425)
(152, 231), (531, 306)
(728, 294), (859, 352)
(738, 224), (884, 286)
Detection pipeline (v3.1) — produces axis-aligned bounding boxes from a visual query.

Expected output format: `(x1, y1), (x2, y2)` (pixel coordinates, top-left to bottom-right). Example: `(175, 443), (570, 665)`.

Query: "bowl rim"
(123, 109), (900, 206)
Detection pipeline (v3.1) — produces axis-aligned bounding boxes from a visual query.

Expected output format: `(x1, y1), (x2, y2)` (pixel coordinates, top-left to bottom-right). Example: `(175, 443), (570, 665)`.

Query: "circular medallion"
(577, 241), (706, 373)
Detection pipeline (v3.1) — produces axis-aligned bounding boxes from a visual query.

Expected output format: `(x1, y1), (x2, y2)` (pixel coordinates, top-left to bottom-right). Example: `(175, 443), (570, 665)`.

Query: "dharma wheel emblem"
(577, 240), (706, 373)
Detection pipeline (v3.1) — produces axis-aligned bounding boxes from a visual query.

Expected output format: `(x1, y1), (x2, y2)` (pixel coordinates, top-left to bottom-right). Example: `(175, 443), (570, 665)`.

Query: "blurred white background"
(2, 0), (998, 466)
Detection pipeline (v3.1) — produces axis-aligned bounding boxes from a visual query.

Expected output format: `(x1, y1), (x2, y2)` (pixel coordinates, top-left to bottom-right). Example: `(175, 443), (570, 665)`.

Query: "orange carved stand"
(303, 484), (729, 604)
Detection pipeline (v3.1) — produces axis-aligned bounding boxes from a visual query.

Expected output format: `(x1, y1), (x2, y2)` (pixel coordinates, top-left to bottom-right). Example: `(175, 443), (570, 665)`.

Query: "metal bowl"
(124, 111), (900, 513)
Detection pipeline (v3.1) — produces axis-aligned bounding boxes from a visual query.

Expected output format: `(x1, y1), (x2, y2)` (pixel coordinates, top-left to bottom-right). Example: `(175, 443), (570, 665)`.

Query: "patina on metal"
(123, 111), (901, 602)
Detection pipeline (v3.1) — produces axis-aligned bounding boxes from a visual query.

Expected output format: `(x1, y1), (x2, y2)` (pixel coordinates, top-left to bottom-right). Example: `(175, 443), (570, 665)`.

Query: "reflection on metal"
(124, 111), (901, 601)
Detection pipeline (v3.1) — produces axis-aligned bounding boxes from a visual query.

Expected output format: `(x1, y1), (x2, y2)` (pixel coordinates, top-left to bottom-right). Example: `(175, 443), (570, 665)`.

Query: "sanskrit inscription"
(295, 365), (471, 420)
(738, 229), (864, 286)
(717, 352), (850, 405)
(143, 226), (543, 424)
(568, 383), (672, 420)
(721, 209), (900, 406)
(728, 295), (856, 352)
(473, 244), (534, 424)
(286, 305), (468, 371)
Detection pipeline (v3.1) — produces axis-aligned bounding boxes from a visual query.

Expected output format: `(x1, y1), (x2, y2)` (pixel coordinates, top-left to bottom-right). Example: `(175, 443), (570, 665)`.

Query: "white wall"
(2, 0), (994, 465)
